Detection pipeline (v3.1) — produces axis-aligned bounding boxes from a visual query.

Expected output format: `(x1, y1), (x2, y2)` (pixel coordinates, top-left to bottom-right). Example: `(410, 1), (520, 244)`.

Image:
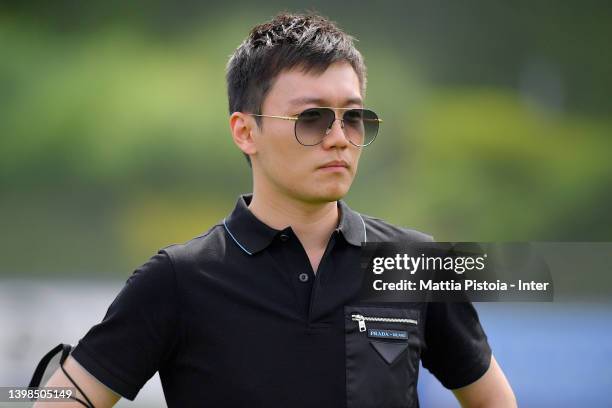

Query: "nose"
(322, 117), (350, 149)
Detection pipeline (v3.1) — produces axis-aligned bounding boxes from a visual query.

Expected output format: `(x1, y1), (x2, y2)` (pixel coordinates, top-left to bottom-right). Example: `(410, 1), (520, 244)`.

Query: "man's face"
(250, 61), (364, 204)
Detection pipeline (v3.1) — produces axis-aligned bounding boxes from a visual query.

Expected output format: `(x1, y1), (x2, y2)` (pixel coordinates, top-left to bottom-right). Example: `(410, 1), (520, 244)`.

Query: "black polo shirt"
(71, 193), (491, 408)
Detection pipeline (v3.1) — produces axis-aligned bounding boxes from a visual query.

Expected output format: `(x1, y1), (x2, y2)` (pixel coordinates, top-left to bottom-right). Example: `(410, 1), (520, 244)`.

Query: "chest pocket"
(345, 305), (422, 408)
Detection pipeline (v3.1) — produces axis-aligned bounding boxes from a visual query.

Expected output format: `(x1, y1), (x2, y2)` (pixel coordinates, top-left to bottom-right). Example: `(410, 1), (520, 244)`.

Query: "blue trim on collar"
(358, 213), (367, 243)
(223, 217), (253, 255)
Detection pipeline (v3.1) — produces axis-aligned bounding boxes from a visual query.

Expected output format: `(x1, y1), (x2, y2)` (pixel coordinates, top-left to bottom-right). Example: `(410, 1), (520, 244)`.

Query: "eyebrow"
(288, 96), (363, 108)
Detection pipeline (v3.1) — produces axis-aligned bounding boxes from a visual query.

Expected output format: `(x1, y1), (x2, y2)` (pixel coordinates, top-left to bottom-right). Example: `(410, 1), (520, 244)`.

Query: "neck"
(247, 185), (340, 252)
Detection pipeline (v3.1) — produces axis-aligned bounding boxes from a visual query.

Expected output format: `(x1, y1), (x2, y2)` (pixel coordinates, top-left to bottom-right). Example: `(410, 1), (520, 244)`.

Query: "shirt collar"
(223, 193), (367, 256)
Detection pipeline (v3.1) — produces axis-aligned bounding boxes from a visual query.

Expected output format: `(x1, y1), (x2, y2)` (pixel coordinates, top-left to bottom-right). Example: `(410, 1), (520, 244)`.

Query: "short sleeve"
(421, 302), (492, 389)
(70, 250), (179, 400)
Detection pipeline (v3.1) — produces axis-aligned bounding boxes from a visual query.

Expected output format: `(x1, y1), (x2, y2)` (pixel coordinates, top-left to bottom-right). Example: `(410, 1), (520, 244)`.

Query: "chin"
(310, 183), (351, 203)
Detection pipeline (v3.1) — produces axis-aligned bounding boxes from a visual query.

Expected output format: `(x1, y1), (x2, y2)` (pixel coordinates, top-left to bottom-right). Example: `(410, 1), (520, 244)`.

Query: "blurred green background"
(1, 1), (611, 277)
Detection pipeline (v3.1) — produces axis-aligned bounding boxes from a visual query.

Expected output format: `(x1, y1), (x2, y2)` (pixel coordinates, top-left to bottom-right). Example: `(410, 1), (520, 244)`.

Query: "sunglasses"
(249, 107), (382, 147)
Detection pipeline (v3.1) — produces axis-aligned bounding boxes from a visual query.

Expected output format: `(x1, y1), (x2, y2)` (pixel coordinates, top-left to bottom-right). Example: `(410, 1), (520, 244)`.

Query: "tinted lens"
(343, 109), (379, 146)
(295, 108), (335, 146)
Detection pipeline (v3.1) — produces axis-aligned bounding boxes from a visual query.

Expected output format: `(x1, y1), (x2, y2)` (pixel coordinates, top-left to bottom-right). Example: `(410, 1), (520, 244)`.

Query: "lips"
(320, 160), (349, 169)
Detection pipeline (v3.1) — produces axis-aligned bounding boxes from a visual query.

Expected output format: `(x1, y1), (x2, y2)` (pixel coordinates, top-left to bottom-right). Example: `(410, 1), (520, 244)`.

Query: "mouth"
(319, 160), (350, 171)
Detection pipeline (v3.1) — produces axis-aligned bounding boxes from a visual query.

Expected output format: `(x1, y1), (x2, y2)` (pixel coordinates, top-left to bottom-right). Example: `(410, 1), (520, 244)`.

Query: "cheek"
(258, 125), (308, 174)
(350, 147), (362, 167)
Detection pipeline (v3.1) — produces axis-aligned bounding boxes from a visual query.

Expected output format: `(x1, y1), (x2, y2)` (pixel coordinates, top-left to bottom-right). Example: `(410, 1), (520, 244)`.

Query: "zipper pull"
(351, 314), (367, 332)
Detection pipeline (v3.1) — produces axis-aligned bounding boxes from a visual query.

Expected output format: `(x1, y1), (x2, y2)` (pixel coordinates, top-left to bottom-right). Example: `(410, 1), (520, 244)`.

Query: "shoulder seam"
(360, 214), (435, 242)
(157, 249), (182, 362)
(161, 223), (223, 251)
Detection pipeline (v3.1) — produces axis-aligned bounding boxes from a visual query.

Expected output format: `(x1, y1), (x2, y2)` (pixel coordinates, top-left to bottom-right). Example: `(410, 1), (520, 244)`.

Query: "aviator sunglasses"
(249, 107), (382, 147)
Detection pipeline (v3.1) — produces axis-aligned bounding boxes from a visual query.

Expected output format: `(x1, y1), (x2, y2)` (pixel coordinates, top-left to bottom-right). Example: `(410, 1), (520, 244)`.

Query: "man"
(35, 12), (516, 408)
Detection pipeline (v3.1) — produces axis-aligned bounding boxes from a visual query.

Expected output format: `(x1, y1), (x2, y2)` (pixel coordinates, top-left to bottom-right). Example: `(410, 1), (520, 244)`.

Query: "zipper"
(351, 314), (418, 332)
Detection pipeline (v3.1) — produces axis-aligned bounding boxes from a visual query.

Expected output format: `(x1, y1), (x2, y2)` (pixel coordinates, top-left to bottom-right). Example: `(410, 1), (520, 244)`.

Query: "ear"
(229, 112), (257, 157)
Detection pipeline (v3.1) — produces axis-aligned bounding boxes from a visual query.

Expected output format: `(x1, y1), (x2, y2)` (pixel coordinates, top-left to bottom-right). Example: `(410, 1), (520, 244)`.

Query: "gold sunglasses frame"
(248, 107), (382, 147)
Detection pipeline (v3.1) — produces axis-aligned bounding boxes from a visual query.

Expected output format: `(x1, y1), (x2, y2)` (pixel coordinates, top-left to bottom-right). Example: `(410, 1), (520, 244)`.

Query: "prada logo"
(367, 328), (408, 340)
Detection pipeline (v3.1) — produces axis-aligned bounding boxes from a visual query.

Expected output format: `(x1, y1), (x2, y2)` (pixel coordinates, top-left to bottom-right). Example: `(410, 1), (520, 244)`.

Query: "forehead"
(264, 61), (363, 109)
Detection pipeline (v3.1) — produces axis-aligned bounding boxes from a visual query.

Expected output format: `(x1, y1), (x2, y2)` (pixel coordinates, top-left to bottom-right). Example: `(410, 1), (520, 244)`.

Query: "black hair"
(226, 12), (367, 165)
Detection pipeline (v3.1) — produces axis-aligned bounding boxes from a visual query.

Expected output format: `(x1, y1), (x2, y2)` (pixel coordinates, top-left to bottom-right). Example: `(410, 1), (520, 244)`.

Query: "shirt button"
(279, 233), (290, 242)
(298, 273), (309, 283)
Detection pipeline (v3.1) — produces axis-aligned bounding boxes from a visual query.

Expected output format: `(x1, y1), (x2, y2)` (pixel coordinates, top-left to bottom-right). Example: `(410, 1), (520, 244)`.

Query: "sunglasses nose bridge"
(324, 117), (345, 136)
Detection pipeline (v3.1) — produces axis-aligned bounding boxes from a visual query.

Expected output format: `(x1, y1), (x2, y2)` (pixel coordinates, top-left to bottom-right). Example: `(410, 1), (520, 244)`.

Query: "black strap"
(28, 343), (95, 408)
(28, 343), (66, 389)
